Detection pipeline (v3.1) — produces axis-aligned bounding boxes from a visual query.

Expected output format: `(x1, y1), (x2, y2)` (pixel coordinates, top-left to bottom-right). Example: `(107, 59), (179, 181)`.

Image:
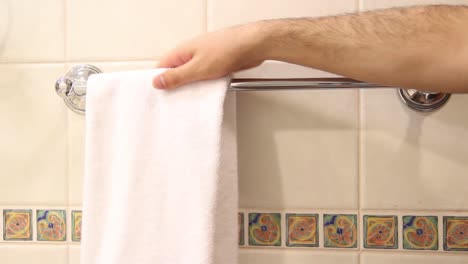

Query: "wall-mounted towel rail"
(55, 64), (451, 114)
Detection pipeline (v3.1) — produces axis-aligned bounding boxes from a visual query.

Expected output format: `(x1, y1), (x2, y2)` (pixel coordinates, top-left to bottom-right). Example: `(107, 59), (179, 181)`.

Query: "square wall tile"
(444, 216), (468, 251)
(240, 249), (359, 264)
(238, 213), (245, 245)
(238, 89), (358, 209)
(363, 0), (468, 10)
(248, 213), (281, 246)
(0, 245), (67, 264)
(286, 214), (318, 247)
(402, 216), (438, 250)
(3, 209), (32, 241)
(363, 215), (398, 249)
(0, 64), (67, 205)
(323, 214), (358, 248)
(0, 0), (64, 62)
(71, 210), (82, 242)
(208, 0), (358, 30)
(67, 0), (205, 60)
(361, 90), (468, 210)
(37, 210), (67, 241)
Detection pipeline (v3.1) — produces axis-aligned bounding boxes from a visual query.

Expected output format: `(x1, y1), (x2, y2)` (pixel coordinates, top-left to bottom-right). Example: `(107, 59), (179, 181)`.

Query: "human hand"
(153, 23), (268, 89)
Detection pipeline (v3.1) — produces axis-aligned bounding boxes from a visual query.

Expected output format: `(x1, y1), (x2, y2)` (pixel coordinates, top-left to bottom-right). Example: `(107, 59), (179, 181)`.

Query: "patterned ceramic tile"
(238, 213), (244, 245)
(403, 216), (438, 250)
(3, 210), (33, 241)
(248, 213), (281, 246)
(37, 210), (67, 241)
(363, 215), (398, 249)
(324, 214), (357, 248)
(71, 210), (82, 242)
(286, 214), (318, 247)
(444, 216), (468, 251)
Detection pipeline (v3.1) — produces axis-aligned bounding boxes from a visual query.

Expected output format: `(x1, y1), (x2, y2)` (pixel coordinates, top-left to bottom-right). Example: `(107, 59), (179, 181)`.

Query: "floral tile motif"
(444, 216), (468, 251)
(238, 213), (244, 245)
(72, 210), (82, 242)
(286, 214), (318, 247)
(37, 210), (66, 241)
(364, 215), (398, 249)
(248, 213), (281, 246)
(324, 214), (357, 248)
(403, 216), (438, 250)
(3, 209), (32, 241)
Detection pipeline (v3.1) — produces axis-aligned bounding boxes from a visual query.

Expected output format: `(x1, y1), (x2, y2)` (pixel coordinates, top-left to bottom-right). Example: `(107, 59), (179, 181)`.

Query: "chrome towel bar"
(55, 64), (450, 114)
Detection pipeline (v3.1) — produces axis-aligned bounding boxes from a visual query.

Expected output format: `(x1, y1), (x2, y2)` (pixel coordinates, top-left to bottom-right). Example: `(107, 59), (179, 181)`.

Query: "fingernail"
(153, 75), (166, 89)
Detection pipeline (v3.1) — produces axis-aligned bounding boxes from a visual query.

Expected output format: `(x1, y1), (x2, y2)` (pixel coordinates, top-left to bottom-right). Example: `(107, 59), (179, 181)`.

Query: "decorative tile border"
(363, 215), (398, 249)
(72, 210), (82, 242)
(0, 208), (466, 251)
(37, 210), (67, 242)
(248, 213), (281, 246)
(324, 214), (357, 248)
(444, 216), (468, 251)
(3, 209), (33, 241)
(403, 215), (438, 250)
(286, 214), (318, 247)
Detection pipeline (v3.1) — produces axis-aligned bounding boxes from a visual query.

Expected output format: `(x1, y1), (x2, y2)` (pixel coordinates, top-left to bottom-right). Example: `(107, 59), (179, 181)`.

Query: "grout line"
(238, 247), (468, 255)
(0, 207), (3, 241)
(204, 0), (209, 32)
(1, 206), (466, 214)
(439, 214), (444, 252)
(356, 88), (362, 263)
(205, 0), (211, 32)
(358, 249), (468, 255)
(360, 209), (468, 213)
(0, 59), (160, 65)
(65, 110), (71, 209)
(33, 209), (36, 242)
(356, 88), (361, 207)
(64, 0), (68, 62)
(358, 0), (364, 12)
(63, 4), (70, 258)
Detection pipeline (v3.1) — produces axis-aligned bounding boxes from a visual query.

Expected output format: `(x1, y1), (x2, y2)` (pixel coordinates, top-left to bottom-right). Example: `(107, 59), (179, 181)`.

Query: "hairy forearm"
(256, 5), (468, 93)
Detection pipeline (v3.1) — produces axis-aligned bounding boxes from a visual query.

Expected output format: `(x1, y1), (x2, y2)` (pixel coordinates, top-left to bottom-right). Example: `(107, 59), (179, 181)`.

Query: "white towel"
(81, 69), (238, 264)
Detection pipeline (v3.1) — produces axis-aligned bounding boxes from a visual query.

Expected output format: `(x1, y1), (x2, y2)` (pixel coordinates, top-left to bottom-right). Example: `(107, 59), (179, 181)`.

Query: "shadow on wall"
(365, 90), (468, 210)
(237, 90), (354, 206)
(237, 89), (356, 263)
(0, 0), (10, 56)
(401, 94), (468, 207)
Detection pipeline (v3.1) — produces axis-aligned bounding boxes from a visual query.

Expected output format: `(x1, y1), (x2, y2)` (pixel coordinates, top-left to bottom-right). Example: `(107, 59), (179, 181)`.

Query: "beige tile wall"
(0, 0), (467, 264)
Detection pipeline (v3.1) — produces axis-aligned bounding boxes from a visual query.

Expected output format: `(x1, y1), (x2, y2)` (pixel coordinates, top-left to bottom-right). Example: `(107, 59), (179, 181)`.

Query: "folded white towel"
(82, 69), (238, 264)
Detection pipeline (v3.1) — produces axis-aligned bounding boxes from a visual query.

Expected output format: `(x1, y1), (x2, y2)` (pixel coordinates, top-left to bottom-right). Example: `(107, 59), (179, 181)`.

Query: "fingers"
(156, 52), (193, 68)
(153, 60), (200, 89)
(157, 43), (195, 68)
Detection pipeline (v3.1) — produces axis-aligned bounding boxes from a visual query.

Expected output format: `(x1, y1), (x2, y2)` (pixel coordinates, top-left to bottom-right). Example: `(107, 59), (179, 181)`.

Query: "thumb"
(152, 61), (199, 89)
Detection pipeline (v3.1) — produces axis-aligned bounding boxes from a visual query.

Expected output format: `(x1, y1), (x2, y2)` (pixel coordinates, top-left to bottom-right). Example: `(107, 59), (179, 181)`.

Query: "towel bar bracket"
(55, 64), (102, 114)
(54, 64), (451, 114)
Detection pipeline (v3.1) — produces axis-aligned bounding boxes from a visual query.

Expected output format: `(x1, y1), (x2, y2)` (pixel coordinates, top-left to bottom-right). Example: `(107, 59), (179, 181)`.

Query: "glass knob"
(55, 77), (72, 98)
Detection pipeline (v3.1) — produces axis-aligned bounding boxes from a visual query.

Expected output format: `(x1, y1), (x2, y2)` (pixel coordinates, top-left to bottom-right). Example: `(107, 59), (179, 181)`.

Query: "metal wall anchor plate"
(55, 65), (102, 114)
(398, 89), (450, 112)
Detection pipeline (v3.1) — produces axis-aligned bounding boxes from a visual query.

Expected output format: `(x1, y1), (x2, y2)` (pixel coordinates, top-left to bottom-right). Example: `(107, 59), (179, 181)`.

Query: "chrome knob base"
(398, 89), (450, 112)
(55, 65), (102, 115)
